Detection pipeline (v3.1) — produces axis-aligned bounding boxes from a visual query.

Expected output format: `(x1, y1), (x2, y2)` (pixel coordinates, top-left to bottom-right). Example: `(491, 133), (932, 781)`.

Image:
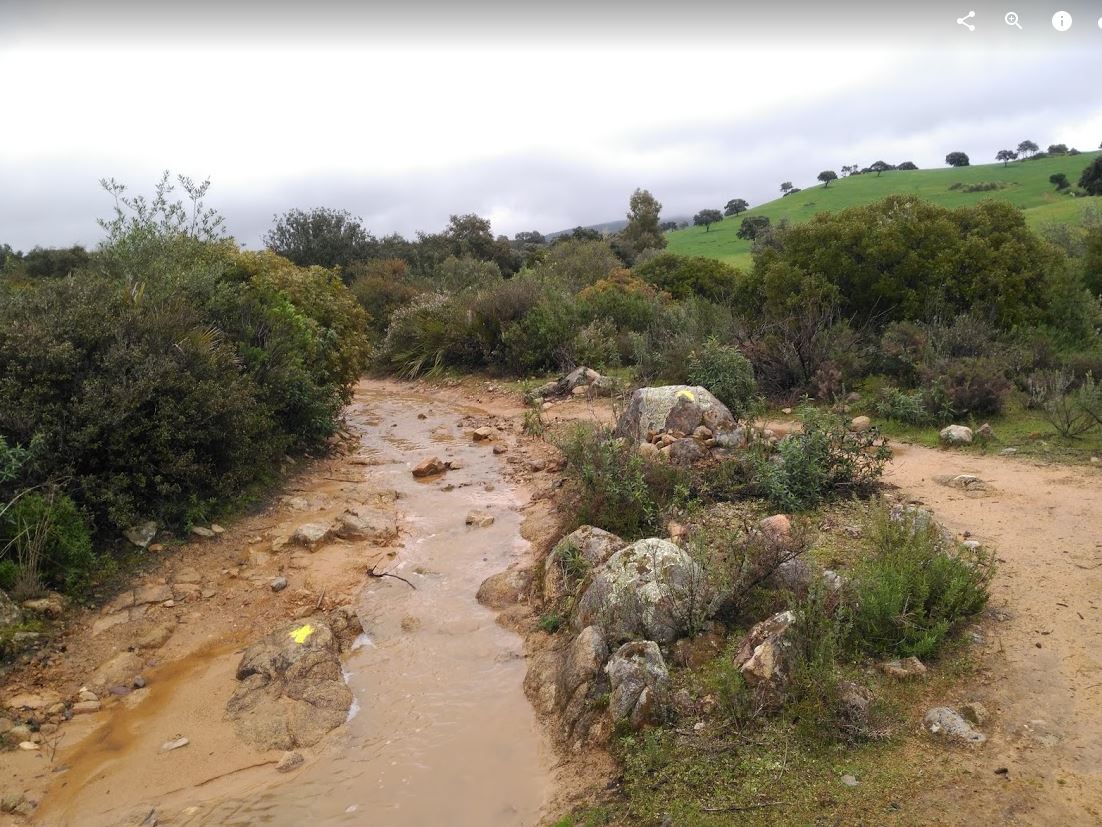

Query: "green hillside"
(667, 151), (1102, 270)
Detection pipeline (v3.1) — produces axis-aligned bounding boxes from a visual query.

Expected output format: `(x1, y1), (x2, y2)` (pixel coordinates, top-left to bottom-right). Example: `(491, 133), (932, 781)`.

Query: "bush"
(569, 320), (621, 371)
(751, 406), (890, 511)
(1028, 371), (1096, 438)
(499, 293), (580, 374)
(849, 505), (992, 659)
(577, 269), (665, 332)
(633, 253), (741, 304)
(631, 297), (737, 383)
(685, 341), (756, 420)
(379, 293), (477, 377)
(934, 357), (1010, 417)
(349, 259), (421, 336)
(0, 489), (98, 598)
(870, 386), (939, 426)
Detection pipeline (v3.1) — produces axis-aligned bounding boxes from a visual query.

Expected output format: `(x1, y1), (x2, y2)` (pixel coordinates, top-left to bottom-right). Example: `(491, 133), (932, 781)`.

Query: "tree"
(1049, 173), (1070, 191)
(870, 161), (891, 176)
(693, 209), (723, 232)
(724, 198), (750, 216)
(619, 188), (667, 259)
(780, 181), (794, 194)
(898, 161), (919, 170)
(945, 152), (970, 167)
(840, 165), (856, 177)
(634, 253), (741, 303)
(1017, 140), (1039, 157)
(995, 149), (1019, 167)
(1080, 156), (1102, 196)
(659, 221), (679, 232)
(513, 230), (546, 245)
(737, 215), (771, 240)
(817, 170), (838, 188)
(265, 207), (377, 275)
(1048, 143), (1069, 155)
(22, 246), (91, 278)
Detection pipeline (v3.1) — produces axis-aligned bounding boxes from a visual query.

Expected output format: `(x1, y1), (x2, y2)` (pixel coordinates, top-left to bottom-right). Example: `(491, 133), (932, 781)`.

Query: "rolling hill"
(665, 151), (1102, 270)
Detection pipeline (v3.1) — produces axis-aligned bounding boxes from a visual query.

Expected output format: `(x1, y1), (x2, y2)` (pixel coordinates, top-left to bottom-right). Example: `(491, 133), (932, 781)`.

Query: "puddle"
(189, 387), (552, 825)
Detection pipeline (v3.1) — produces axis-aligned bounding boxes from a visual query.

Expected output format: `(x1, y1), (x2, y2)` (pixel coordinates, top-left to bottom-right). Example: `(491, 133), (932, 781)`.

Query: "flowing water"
(196, 386), (553, 825)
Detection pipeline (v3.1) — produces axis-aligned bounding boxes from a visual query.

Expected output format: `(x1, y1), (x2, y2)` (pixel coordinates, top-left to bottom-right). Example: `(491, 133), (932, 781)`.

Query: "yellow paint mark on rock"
(676, 390), (696, 401)
(288, 624), (315, 644)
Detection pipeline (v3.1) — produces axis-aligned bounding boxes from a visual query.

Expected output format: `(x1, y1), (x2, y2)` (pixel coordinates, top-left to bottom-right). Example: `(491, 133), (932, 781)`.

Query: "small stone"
(276, 751), (305, 772)
(71, 700), (102, 715)
(465, 511), (495, 528)
(841, 774), (859, 787)
(210, 524), (226, 535)
(960, 701), (989, 726)
(190, 526), (215, 539)
(492, 444), (508, 455)
(759, 514), (791, 541)
(132, 675), (146, 689)
(78, 689), (99, 702)
(781, 407), (793, 415)
(850, 416), (872, 433)
(270, 577), (289, 592)
(924, 707), (986, 745)
(124, 520), (158, 548)
(148, 543), (165, 553)
(412, 457), (447, 478)
(976, 423), (995, 441)
(161, 736), (189, 752)
(18, 741), (39, 750)
(999, 448), (1017, 456)
(939, 425), (973, 446)
(472, 427), (494, 442)
(878, 656), (927, 679)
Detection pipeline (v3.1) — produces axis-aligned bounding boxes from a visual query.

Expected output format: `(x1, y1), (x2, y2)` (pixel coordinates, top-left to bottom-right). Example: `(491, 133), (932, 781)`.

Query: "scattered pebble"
(271, 577), (289, 593)
(161, 736), (189, 752)
(841, 774), (859, 787)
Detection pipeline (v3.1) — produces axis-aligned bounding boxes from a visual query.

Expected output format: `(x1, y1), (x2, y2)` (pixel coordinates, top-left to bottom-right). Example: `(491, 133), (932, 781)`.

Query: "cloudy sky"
(2, 1), (1101, 249)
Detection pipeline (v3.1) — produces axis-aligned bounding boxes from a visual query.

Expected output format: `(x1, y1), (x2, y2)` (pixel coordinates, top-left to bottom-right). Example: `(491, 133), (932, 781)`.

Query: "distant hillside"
(666, 151), (1102, 270)
(547, 215), (692, 240)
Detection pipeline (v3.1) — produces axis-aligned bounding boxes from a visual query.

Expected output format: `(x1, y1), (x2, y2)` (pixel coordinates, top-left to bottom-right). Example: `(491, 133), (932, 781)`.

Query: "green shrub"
(499, 294), (580, 374)
(686, 341), (756, 420)
(849, 505), (991, 659)
(784, 584), (849, 738)
(631, 297), (737, 383)
(577, 270), (665, 332)
(1, 489), (98, 598)
(934, 357), (1010, 417)
(569, 319), (621, 371)
(633, 252), (741, 304)
(751, 406), (890, 511)
(349, 259), (421, 336)
(378, 293), (477, 377)
(870, 386), (938, 426)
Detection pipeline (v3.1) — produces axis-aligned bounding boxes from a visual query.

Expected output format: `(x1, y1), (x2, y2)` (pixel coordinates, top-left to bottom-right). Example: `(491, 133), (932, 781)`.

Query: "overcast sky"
(3, 1), (1102, 250)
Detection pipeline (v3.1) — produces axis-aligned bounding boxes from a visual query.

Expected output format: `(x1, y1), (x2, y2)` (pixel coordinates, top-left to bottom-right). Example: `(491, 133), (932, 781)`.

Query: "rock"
(333, 508), (397, 544)
(841, 774), (859, 787)
(588, 376), (618, 397)
(465, 511), (495, 528)
(638, 441), (659, 460)
(492, 444), (509, 455)
(999, 447), (1018, 456)
(665, 438), (706, 467)
(821, 569), (845, 592)
(615, 386), (737, 446)
(132, 675), (147, 689)
(472, 427), (494, 442)
(191, 526), (216, 538)
(412, 456), (448, 477)
(271, 577), (289, 593)
(476, 569), (532, 609)
(5, 690), (61, 712)
(759, 514), (791, 541)
(960, 701), (989, 726)
(850, 416), (872, 433)
(291, 522), (331, 548)
(839, 681), (874, 727)
(878, 656), (927, 679)
(92, 652), (145, 689)
(226, 617), (353, 750)
(528, 381), (560, 401)
(712, 427), (747, 450)
(924, 707), (986, 745)
(976, 423), (995, 441)
(543, 526), (626, 604)
(18, 741), (39, 750)
(124, 520), (158, 548)
(0, 589), (23, 627)
(78, 688), (99, 702)
(770, 555), (812, 592)
(734, 610), (795, 695)
(939, 425), (973, 446)
(211, 523), (226, 535)
(71, 700), (102, 715)
(560, 626), (610, 698)
(573, 538), (716, 645)
(523, 650), (564, 715)
(948, 474), (986, 491)
(21, 594), (65, 618)
(1, 794), (27, 814)
(606, 641), (669, 730)
(161, 736), (190, 752)
(173, 567), (202, 585)
(571, 385), (588, 396)
(276, 751), (305, 772)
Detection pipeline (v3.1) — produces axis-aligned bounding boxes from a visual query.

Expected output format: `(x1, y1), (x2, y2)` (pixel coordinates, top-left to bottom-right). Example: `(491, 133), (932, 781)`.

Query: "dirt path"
(1, 378), (566, 826)
(885, 443), (1102, 825)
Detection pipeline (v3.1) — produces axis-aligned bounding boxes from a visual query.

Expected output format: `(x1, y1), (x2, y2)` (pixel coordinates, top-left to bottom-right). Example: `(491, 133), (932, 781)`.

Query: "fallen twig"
(702, 800), (788, 813)
(368, 564), (417, 590)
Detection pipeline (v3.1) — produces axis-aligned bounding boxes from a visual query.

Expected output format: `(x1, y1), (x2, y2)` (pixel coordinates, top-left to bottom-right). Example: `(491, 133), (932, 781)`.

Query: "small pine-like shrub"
(934, 357), (1010, 417)
(849, 504), (992, 659)
(686, 341), (756, 421)
(871, 387), (937, 426)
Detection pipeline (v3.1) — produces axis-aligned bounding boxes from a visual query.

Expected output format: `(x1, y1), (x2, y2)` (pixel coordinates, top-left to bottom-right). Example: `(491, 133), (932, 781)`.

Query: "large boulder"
(615, 386), (736, 445)
(225, 615), (357, 750)
(939, 425), (973, 446)
(560, 625), (610, 700)
(606, 641), (669, 730)
(573, 538), (717, 645)
(543, 526), (626, 604)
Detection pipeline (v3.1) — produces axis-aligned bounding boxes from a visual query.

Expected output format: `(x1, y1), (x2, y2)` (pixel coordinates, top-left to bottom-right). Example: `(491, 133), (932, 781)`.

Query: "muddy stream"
(208, 387), (554, 825)
(35, 386), (553, 826)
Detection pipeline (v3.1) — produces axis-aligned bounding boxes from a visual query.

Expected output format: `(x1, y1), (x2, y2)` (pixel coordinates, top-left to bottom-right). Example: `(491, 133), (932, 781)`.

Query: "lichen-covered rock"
(124, 520), (158, 549)
(606, 640), (669, 730)
(615, 386), (737, 445)
(573, 538), (717, 645)
(560, 625), (609, 699)
(939, 425), (973, 446)
(226, 617), (355, 751)
(923, 706), (986, 745)
(543, 526), (626, 604)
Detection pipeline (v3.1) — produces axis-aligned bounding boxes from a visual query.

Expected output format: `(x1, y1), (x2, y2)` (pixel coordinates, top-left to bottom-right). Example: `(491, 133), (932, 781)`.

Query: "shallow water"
(196, 387), (553, 826)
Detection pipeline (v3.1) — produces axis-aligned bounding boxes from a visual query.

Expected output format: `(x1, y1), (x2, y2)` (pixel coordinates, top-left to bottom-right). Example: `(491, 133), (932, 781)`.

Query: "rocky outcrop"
(225, 611), (361, 750)
(542, 525), (626, 605)
(606, 641), (669, 730)
(573, 538), (717, 645)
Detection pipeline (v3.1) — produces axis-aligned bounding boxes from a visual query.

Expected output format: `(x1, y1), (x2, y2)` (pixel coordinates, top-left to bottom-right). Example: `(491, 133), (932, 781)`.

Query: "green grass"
(667, 151), (1102, 268)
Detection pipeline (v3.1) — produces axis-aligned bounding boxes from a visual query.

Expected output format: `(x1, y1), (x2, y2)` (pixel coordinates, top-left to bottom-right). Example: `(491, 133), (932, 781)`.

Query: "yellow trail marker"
(676, 389), (696, 401)
(288, 624), (315, 644)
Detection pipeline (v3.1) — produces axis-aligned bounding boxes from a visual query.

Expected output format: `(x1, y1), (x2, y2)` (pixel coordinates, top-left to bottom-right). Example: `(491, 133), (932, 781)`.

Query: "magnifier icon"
(1005, 11), (1023, 28)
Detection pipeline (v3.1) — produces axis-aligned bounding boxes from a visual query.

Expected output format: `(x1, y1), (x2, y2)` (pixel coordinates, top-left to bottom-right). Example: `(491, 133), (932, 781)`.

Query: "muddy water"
(200, 387), (552, 825)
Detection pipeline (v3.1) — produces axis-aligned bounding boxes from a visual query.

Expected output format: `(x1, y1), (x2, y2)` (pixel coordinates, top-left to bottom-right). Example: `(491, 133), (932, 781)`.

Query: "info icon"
(1051, 10), (1072, 31)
